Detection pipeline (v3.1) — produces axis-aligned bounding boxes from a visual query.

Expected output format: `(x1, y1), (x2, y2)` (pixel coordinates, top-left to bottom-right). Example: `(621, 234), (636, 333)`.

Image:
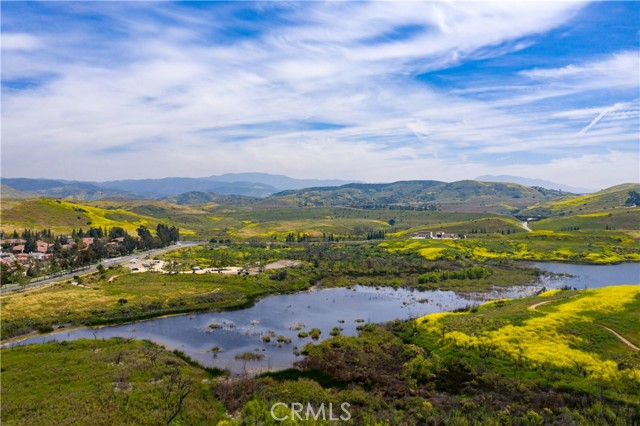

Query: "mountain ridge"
(475, 175), (594, 194)
(1, 173), (360, 199)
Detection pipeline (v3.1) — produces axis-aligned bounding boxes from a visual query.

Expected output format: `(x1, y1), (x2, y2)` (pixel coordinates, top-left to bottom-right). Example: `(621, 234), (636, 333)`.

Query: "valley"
(1, 178), (639, 425)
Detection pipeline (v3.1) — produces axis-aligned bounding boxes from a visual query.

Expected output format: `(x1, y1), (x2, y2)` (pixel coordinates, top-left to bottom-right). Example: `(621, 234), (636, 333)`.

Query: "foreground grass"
(1, 338), (224, 426)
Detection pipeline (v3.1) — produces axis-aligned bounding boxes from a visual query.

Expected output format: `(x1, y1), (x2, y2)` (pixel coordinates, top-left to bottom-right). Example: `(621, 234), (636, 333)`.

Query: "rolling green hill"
(268, 180), (570, 214)
(0, 199), (196, 235)
(1, 182), (638, 244)
(163, 191), (261, 206)
(0, 184), (37, 199)
(522, 183), (640, 217)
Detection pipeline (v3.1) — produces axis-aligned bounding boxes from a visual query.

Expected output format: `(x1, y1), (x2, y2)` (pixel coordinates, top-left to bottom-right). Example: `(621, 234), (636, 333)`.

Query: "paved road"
(0, 241), (205, 294)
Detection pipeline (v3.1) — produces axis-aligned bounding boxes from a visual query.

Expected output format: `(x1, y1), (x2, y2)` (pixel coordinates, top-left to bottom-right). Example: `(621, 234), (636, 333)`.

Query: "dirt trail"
(527, 297), (638, 351)
(521, 221), (532, 232)
(601, 326), (639, 351)
(528, 299), (554, 310)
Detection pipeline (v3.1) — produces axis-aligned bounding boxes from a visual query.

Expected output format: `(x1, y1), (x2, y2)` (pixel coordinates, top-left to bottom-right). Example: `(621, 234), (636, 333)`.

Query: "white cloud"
(2, 1), (637, 189)
(521, 51), (639, 88)
(1, 33), (42, 51)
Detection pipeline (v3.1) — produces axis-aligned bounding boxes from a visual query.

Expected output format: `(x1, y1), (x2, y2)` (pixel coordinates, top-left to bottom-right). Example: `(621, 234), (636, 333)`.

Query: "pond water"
(8, 262), (639, 376)
(531, 262), (640, 289)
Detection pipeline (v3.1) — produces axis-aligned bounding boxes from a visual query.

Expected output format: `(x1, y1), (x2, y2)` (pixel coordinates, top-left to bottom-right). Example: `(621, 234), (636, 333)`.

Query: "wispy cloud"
(1, 1), (638, 188)
(1, 33), (42, 51)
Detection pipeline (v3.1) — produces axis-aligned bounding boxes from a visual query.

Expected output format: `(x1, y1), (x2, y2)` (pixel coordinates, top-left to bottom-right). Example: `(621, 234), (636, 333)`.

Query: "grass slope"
(0, 198), (201, 236)
(269, 180), (569, 214)
(416, 286), (640, 393)
(1, 338), (224, 426)
(523, 183), (640, 217)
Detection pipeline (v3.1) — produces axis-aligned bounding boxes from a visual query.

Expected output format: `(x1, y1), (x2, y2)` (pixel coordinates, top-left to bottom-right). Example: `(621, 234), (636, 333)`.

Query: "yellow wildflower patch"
(418, 247), (446, 260)
(417, 286), (640, 380)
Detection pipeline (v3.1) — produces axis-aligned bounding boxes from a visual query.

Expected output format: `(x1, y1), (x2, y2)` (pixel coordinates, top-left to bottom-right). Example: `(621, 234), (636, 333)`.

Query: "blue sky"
(1, 1), (638, 189)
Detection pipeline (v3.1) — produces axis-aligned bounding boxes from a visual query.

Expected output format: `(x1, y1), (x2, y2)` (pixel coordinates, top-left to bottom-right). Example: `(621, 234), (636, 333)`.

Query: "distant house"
(29, 252), (46, 260)
(12, 245), (25, 253)
(81, 238), (95, 247)
(413, 230), (463, 240)
(414, 231), (433, 239)
(36, 241), (50, 253)
(0, 252), (16, 263)
(434, 231), (456, 239)
(0, 239), (26, 247)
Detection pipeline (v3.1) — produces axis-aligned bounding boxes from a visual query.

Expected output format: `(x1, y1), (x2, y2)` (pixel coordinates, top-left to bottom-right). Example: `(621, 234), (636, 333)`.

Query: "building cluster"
(412, 231), (465, 240)
(1, 238), (52, 266)
(0, 237), (122, 267)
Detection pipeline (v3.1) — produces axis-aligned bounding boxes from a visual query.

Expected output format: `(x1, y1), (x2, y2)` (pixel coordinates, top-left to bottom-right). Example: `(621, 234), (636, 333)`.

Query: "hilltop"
(521, 183), (640, 218)
(269, 180), (570, 214)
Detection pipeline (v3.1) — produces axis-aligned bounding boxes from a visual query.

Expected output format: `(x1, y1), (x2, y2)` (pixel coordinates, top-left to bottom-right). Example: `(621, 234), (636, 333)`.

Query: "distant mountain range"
(0, 173), (359, 200)
(475, 175), (594, 194)
(0, 173), (606, 209)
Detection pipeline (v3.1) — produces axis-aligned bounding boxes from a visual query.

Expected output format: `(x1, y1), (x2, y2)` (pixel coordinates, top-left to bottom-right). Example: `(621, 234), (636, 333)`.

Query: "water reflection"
(8, 262), (639, 376)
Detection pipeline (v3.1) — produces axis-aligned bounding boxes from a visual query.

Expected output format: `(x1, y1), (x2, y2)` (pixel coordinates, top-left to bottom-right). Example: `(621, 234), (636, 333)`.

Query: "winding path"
(528, 299), (554, 310)
(528, 299), (639, 351)
(521, 221), (532, 232)
(601, 326), (640, 351)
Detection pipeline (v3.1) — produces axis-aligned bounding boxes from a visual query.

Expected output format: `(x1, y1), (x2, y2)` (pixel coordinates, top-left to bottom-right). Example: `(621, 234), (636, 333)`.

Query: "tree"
(109, 227), (127, 239)
(161, 367), (193, 425)
(156, 224), (180, 247)
(137, 226), (156, 250)
(625, 190), (640, 206)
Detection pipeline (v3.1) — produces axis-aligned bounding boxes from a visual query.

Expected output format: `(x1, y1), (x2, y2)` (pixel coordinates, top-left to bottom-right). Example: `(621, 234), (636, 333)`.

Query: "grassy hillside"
(0, 184), (36, 199)
(417, 286), (640, 378)
(1, 338), (224, 426)
(269, 180), (569, 213)
(1, 183), (638, 246)
(531, 209), (640, 232)
(0, 199), (173, 235)
(523, 183), (640, 217)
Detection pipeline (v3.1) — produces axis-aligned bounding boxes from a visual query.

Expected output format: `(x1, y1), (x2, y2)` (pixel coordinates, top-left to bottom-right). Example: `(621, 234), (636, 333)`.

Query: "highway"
(0, 241), (205, 294)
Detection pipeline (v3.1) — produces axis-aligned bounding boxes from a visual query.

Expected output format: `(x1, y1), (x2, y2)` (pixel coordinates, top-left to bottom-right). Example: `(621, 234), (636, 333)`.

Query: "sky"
(1, 1), (638, 189)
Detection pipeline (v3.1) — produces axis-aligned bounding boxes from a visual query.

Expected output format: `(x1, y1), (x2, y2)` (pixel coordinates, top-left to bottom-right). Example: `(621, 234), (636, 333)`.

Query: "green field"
(1, 338), (225, 426)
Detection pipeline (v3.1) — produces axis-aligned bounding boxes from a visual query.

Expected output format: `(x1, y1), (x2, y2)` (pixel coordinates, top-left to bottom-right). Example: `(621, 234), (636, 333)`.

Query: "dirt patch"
(263, 260), (303, 270)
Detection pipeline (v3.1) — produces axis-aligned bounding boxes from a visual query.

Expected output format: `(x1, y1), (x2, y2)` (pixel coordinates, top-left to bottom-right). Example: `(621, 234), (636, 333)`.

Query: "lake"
(7, 262), (639, 376)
